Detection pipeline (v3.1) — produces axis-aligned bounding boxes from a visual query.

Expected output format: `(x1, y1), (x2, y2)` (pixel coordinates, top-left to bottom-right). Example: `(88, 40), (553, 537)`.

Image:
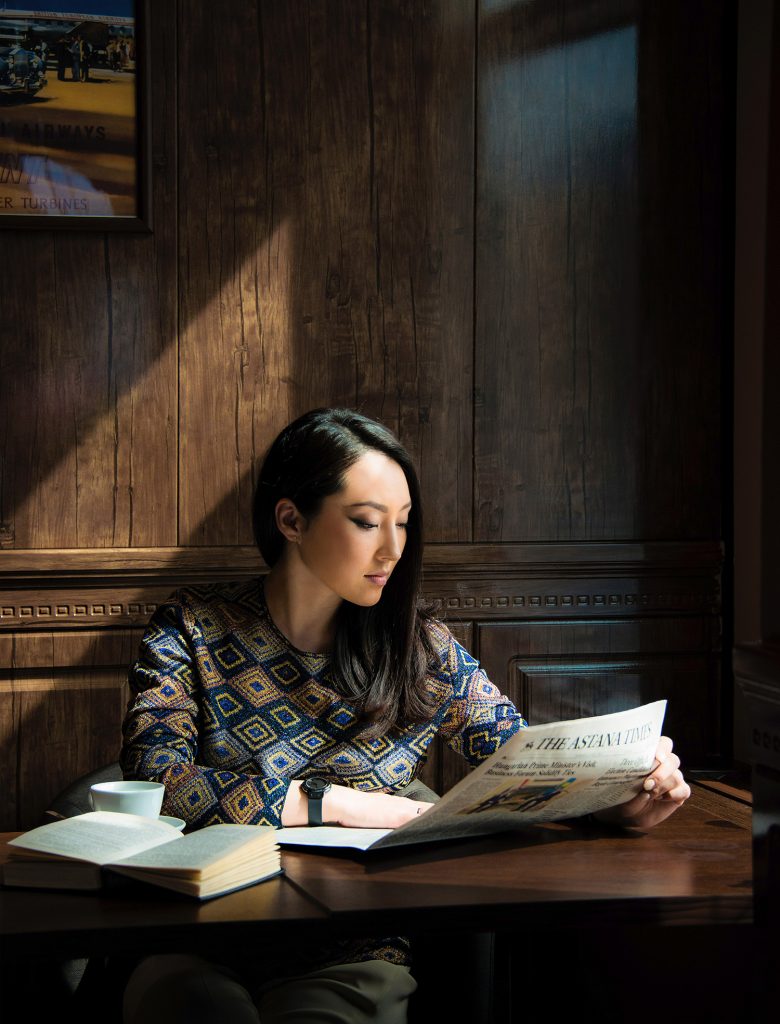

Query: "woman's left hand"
(593, 736), (691, 829)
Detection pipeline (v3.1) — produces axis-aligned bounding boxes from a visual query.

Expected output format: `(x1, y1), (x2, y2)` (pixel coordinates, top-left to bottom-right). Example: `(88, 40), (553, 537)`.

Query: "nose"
(377, 523), (404, 563)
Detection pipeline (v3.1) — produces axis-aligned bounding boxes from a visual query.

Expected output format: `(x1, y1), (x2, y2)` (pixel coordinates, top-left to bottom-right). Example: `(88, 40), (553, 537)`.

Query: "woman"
(121, 408), (689, 1023)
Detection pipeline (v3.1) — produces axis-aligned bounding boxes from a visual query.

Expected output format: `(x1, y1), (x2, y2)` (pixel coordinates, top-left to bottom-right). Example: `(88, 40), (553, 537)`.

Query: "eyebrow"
(344, 501), (412, 513)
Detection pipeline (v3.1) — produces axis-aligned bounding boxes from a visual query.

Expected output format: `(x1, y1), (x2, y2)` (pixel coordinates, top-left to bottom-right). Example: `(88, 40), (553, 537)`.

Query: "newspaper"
(276, 700), (666, 851)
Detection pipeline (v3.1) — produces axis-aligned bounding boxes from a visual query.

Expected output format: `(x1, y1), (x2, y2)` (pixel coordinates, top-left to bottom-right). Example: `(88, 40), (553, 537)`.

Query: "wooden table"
(0, 784), (761, 1022)
(283, 782), (753, 932)
(0, 783), (752, 960)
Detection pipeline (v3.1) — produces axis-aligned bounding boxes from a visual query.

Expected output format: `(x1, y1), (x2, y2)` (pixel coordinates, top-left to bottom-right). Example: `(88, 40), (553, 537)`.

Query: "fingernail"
(643, 778), (656, 792)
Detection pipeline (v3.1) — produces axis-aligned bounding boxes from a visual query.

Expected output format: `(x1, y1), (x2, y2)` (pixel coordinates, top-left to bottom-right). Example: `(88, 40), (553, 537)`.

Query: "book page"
(8, 811), (181, 866)
(113, 824), (274, 872)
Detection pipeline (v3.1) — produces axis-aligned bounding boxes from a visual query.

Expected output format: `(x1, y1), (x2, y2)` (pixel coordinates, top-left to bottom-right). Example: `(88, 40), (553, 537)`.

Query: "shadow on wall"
(0, 0), (648, 552)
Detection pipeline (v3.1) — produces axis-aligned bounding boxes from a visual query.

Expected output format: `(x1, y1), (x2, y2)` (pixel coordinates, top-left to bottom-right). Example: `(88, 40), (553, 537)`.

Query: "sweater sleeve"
(120, 597), (290, 829)
(429, 623), (527, 765)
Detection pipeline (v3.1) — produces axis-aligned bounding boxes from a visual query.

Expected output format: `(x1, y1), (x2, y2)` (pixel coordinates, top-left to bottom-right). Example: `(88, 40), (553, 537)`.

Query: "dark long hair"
(253, 408), (436, 735)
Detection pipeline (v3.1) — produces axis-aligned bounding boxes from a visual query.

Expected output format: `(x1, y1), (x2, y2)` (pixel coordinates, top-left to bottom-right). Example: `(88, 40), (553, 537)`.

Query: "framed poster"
(0, 0), (150, 229)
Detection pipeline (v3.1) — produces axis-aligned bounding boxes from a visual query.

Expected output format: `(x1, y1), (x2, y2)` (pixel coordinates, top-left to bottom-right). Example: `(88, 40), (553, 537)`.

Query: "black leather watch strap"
(300, 776), (331, 826)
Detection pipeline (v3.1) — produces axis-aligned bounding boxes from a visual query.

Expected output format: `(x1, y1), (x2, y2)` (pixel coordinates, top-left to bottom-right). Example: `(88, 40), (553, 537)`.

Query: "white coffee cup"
(89, 781), (165, 818)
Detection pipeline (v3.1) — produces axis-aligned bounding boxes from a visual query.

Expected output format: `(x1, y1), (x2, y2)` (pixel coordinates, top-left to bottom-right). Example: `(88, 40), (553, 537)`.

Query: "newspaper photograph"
(276, 700), (667, 852)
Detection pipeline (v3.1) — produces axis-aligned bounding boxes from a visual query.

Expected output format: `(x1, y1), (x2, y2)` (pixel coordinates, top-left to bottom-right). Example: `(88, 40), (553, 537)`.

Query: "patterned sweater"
(121, 579), (526, 830)
(121, 579), (526, 976)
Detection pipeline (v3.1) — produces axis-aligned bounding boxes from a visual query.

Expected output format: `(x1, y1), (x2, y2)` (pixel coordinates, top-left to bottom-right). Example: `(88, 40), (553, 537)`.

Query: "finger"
(645, 763), (683, 794)
(653, 736), (674, 765)
(652, 755), (681, 784)
(643, 736), (673, 784)
(647, 769), (689, 803)
(658, 776), (691, 803)
(643, 753), (681, 793)
(657, 765), (685, 794)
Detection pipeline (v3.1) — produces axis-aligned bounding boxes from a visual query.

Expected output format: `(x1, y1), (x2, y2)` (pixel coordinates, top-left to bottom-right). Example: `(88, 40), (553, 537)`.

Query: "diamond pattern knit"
(121, 579), (526, 832)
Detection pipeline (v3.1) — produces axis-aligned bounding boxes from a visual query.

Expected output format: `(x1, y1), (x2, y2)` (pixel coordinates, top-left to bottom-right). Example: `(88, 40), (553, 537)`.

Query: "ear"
(274, 498), (306, 544)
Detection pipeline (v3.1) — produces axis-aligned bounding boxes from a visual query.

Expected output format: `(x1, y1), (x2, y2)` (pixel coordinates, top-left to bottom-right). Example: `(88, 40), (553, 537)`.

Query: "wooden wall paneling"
(0, 2), (178, 550)
(178, 0), (474, 545)
(0, 629), (140, 829)
(735, 646), (780, 775)
(98, 0), (179, 547)
(1, 237), (116, 547)
(475, 0), (643, 541)
(635, 0), (727, 540)
(733, 6), (780, 948)
(0, 0), (731, 827)
(419, 540), (722, 621)
(0, 539), (721, 627)
(477, 617), (721, 765)
(1, 628), (144, 674)
(0, 539), (721, 821)
(177, 0), (294, 546)
(363, 0), (474, 541)
(761, 0), (780, 642)
(13, 672), (128, 830)
(0, 678), (20, 830)
(474, 0), (726, 543)
(2, 669), (130, 833)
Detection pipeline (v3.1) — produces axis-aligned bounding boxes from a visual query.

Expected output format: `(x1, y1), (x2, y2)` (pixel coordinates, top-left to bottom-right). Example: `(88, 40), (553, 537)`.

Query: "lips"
(365, 574), (389, 587)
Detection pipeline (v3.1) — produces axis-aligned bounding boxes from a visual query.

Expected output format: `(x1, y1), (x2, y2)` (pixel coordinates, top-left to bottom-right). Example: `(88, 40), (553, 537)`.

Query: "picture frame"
(0, 0), (151, 231)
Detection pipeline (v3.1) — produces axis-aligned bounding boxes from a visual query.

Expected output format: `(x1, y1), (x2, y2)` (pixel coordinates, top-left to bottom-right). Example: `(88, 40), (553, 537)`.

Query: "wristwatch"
(300, 776), (332, 826)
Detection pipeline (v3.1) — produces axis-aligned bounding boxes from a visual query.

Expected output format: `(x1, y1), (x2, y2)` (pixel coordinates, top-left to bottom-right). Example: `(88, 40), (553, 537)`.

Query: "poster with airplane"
(0, 1), (148, 227)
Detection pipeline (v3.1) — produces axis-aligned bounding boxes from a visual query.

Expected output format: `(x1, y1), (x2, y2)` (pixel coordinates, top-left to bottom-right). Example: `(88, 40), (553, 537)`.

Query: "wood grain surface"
(0, 2), (731, 836)
(0, 785), (752, 962)
(177, 0), (473, 545)
(474, 0), (726, 542)
(254, 785), (752, 930)
(0, 2), (178, 550)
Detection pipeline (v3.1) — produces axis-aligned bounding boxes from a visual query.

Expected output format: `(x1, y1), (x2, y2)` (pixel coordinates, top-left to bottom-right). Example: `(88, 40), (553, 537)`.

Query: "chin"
(351, 589), (384, 607)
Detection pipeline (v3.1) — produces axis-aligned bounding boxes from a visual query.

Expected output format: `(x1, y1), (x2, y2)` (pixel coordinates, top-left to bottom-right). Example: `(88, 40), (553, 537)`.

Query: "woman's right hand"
(281, 781), (434, 828)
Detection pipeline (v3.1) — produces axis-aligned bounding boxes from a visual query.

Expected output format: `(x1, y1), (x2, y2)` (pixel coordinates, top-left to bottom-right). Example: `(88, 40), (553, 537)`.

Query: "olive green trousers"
(123, 955), (416, 1024)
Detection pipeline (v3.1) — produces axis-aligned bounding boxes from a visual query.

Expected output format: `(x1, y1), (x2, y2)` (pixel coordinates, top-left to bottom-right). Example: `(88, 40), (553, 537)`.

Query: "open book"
(276, 700), (667, 852)
(2, 811), (280, 899)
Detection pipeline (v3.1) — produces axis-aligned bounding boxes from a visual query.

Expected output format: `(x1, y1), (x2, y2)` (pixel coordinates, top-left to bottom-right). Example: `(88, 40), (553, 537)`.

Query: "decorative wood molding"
(0, 593), (169, 630)
(0, 542), (722, 631)
(0, 541), (724, 576)
(511, 653), (701, 720)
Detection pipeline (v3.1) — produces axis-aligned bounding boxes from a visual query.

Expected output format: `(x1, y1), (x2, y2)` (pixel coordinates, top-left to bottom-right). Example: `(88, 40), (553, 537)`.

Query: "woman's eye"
(349, 517), (408, 531)
(350, 518), (377, 530)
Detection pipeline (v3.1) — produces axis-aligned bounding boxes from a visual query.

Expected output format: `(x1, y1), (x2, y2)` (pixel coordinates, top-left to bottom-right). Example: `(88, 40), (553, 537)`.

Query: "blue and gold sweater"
(121, 578), (526, 830)
(121, 579), (526, 975)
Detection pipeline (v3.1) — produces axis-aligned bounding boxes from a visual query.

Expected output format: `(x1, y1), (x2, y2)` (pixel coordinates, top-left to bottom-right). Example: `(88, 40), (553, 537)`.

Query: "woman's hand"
(592, 736), (691, 829)
(328, 786), (434, 828)
(282, 780), (434, 828)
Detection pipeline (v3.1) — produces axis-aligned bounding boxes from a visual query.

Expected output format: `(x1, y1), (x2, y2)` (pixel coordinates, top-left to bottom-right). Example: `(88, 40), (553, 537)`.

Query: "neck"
(263, 556), (341, 654)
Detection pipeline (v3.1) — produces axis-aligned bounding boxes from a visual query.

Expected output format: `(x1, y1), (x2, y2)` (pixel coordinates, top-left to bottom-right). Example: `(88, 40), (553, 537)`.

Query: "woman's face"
(293, 450), (411, 607)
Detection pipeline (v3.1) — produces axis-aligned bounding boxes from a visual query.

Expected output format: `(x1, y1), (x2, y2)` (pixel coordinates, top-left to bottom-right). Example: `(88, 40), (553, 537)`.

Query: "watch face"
(303, 777), (330, 797)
